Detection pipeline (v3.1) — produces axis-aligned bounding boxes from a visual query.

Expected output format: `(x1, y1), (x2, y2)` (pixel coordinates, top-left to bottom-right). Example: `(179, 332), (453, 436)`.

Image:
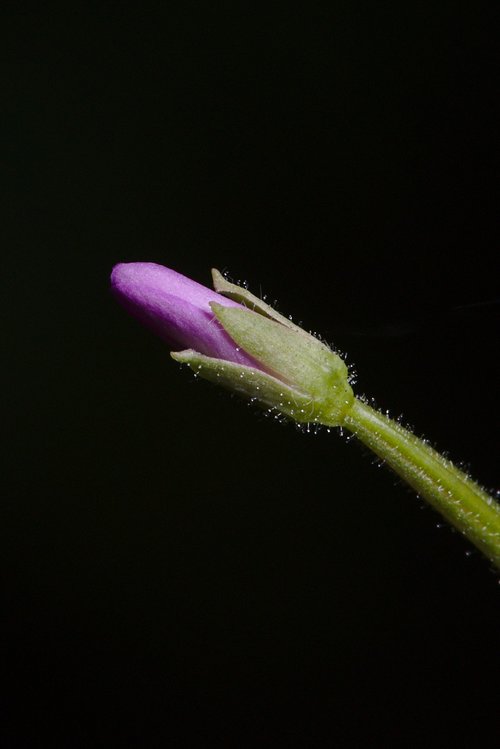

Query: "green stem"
(343, 398), (500, 569)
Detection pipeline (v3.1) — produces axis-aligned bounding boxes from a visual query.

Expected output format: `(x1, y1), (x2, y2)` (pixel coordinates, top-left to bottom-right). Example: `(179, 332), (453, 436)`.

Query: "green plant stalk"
(343, 398), (500, 568)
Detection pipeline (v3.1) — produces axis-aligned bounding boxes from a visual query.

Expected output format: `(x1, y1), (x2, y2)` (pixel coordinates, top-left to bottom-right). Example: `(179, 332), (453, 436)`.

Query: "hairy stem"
(343, 398), (500, 568)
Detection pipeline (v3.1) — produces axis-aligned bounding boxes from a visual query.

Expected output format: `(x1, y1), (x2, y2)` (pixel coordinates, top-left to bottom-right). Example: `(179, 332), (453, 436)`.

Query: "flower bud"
(112, 263), (354, 426)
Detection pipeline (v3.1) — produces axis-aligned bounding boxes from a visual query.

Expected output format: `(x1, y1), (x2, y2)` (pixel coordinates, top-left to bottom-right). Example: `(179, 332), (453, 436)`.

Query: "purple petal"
(111, 262), (261, 368)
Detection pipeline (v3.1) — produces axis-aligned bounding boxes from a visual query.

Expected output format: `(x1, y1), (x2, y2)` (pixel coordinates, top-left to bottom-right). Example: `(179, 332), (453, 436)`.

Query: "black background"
(3, 4), (499, 746)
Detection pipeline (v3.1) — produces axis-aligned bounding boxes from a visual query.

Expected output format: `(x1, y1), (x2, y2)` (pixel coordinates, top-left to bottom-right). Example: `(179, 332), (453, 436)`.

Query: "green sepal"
(211, 268), (306, 335)
(171, 349), (328, 423)
(209, 303), (354, 425)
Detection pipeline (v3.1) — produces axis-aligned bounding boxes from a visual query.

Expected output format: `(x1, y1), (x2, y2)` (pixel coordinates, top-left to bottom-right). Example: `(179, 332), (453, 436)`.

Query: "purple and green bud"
(111, 262), (354, 426)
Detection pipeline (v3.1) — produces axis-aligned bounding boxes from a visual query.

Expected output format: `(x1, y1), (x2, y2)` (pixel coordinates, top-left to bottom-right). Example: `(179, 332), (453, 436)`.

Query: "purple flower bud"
(111, 262), (354, 426)
(110, 262), (262, 369)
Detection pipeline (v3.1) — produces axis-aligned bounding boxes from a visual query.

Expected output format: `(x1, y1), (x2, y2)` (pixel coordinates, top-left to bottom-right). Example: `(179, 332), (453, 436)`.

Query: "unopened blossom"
(111, 262), (354, 426)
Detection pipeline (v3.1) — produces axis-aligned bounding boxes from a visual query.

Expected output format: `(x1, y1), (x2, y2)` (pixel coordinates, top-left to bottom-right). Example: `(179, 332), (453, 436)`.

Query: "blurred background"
(3, 4), (499, 746)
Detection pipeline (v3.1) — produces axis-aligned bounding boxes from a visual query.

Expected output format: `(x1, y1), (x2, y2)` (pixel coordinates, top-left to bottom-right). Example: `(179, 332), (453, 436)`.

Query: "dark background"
(3, 4), (499, 746)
